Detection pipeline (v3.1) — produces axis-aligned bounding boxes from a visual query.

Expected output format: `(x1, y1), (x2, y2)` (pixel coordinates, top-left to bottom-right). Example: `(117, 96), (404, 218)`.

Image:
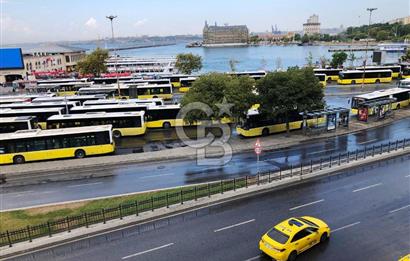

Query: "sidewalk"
(1, 109), (409, 177)
(1, 146), (408, 259)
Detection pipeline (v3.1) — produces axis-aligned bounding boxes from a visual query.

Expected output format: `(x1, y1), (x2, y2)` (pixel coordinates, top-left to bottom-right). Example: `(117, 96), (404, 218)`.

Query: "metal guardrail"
(1, 138), (409, 248)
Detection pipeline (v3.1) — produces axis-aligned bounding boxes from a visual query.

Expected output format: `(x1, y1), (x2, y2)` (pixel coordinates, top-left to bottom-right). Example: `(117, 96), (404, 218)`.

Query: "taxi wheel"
(288, 251), (297, 261)
(320, 232), (329, 243)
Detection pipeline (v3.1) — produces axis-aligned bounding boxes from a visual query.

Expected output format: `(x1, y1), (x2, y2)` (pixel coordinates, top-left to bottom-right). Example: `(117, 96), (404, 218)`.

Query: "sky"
(0, 0), (409, 44)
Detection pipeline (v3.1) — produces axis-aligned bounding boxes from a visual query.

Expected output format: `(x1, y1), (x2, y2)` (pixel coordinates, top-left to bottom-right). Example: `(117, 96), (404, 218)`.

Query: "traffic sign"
(254, 138), (262, 155)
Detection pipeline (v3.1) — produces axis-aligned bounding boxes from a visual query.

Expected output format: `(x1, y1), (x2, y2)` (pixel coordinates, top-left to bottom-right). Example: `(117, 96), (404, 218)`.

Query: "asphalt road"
(1, 118), (409, 210)
(8, 154), (410, 261)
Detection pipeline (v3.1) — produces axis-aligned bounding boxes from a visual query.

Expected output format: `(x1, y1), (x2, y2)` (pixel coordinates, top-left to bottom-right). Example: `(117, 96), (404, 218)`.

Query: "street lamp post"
(361, 8), (377, 88)
(106, 15), (120, 97)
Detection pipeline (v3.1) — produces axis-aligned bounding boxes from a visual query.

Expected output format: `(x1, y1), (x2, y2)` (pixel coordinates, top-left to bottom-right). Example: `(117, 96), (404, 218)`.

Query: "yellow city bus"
(146, 105), (190, 128)
(47, 112), (146, 138)
(236, 111), (305, 137)
(0, 108), (64, 129)
(128, 84), (173, 100)
(69, 103), (148, 114)
(160, 74), (191, 88)
(0, 125), (115, 164)
(313, 68), (342, 81)
(83, 98), (163, 106)
(77, 85), (130, 99)
(356, 65), (401, 79)
(350, 88), (410, 115)
(401, 66), (410, 79)
(337, 70), (393, 85)
(0, 116), (38, 134)
(315, 74), (327, 87)
(32, 95), (105, 105)
(0, 101), (79, 114)
(179, 77), (197, 92)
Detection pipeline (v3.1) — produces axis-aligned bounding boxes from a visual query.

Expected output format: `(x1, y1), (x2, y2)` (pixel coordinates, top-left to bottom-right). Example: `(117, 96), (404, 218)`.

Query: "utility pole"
(106, 15), (120, 97)
(361, 8), (377, 88)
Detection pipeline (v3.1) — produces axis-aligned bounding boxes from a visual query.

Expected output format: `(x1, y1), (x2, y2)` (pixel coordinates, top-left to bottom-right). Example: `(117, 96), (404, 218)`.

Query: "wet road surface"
(8, 154), (410, 261)
(1, 118), (409, 210)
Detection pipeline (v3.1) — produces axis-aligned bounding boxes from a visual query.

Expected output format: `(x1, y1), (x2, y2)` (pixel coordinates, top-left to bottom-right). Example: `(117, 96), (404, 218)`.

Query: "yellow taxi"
(399, 254), (410, 261)
(259, 216), (330, 261)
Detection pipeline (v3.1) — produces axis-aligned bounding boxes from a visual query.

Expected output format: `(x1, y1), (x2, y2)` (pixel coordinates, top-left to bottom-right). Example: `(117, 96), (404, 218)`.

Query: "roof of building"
(22, 44), (87, 55)
(204, 24), (248, 32)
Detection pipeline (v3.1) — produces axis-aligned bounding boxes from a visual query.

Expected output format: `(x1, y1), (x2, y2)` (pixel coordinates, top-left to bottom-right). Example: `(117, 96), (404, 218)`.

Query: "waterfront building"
(303, 15), (321, 35)
(23, 44), (86, 73)
(106, 56), (176, 75)
(203, 21), (249, 47)
(0, 44), (86, 85)
(388, 16), (410, 25)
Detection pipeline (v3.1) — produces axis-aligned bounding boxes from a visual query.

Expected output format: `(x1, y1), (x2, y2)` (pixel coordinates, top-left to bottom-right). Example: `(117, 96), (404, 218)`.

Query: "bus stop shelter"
(357, 97), (396, 122)
(299, 107), (350, 135)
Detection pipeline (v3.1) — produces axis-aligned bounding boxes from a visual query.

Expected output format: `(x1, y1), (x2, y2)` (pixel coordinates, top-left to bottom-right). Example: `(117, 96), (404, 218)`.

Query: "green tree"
(256, 67), (325, 135)
(305, 52), (314, 67)
(347, 52), (356, 69)
(229, 59), (239, 72)
(375, 30), (390, 41)
(319, 56), (329, 68)
(180, 73), (256, 122)
(301, 34), (310, 43)
(330, 52), (347, 68)
(294, 34), (301, 41)
(76, 48), (109, 76)
(401, 49), (410, 62)
(175, 53), (203, 74)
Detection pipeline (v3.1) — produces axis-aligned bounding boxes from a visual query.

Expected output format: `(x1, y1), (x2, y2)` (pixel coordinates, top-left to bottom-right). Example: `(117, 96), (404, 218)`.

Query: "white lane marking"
(67, 182), (103, 188)
(139, 173), (174, 179)
(122, 243), (174, 259)
(36, 191), (57, 194)
(357, 139), (378, 145)
(389, 204), (410, 214)
(307, 149), (334, 156)
(332, 222), (361, 233)
(289, 199), (324, 211)
(214, 219), (256, 233)
(244, 255), (261, 261)
(352, 183), (382, 193)
(3, 191), (34, 196)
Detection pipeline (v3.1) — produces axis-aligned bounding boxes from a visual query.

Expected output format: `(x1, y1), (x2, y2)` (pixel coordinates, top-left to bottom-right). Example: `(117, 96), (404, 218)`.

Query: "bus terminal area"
(299, 107), (350, 136)
(1, 108), (409, 179)
(356, 97), (396, 122)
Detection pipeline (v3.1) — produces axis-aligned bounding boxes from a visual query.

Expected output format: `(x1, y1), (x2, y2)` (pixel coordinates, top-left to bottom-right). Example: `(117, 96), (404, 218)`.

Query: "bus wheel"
(13, 155), (25, 164)
(113, 130), (122, 139)
(163, 122), (171, 129)
(351, 80), (356, 85)
(262, 128), (269, 136)
(74, 149), (86, 159)
(396, 104), (400, 110)
(153, 96), (158, 98)
(375, 79), (380, 84)
(327, 77), (332, 83)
